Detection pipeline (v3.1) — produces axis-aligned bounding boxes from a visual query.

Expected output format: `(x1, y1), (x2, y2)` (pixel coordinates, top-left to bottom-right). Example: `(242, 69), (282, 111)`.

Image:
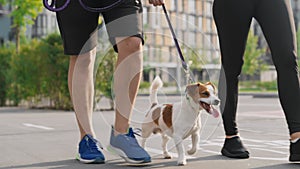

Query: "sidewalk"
(0, 95), (299, 169)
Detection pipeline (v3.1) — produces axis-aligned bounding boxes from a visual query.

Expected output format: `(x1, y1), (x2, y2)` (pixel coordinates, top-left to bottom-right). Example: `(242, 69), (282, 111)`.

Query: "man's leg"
(108, 36), (151, 164)
(113, 37), (143, 134)
(55, 0), (104, 164)
(67, 48), (105, 164)
(102, 0), (150, 163)
(68, 48), (97, 139)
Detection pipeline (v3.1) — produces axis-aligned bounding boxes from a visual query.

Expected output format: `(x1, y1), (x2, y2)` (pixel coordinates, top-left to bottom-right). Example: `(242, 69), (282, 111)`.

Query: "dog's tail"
(150, 76), (163, 105)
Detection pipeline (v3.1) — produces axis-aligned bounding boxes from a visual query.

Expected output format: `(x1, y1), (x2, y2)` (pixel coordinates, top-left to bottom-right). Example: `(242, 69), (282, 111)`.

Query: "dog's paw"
(187, 149), (197, 155)
(163, 154), (172, 159)
(177, 160), (187, 166)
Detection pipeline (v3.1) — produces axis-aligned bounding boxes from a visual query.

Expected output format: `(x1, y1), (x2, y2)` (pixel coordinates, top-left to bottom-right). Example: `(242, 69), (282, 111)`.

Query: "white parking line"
(238, 111), (284, 118)
(252, 156), (288, 161)
(22, 123), (54, 130)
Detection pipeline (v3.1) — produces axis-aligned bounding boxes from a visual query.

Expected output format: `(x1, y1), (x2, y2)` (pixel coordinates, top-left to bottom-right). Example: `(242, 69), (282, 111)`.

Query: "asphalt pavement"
(0, 95), (300, 169)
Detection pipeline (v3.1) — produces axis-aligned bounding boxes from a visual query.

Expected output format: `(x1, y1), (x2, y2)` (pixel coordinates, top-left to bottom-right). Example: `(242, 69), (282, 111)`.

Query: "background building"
(142, 0), (220, 86)
(1, 0), (299, 85)
(29, 9), (58, 39)
(0, 3), (11, 45)
(253, 0), (300, 81)
(0, 4), (58, 45)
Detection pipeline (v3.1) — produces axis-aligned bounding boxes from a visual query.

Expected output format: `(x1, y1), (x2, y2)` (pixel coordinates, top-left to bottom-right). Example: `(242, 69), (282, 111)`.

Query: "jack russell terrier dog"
(141, 76), (220, 165)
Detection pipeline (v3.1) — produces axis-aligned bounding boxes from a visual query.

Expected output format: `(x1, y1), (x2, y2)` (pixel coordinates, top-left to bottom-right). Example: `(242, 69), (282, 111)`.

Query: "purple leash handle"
(43, 0), (70, 12)
(78, 0), (125, 12)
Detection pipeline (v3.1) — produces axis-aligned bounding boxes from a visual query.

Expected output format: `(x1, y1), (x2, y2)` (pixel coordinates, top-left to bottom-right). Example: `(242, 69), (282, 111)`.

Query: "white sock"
(291, 138), (300, 143)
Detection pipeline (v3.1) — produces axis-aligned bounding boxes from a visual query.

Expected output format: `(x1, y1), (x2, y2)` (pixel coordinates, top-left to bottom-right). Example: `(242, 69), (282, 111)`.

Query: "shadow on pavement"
(1, 156), (298, 169)
(0, 159), (153, 169)
(251, 163), (300, 169)
(0, 155), (222, 169)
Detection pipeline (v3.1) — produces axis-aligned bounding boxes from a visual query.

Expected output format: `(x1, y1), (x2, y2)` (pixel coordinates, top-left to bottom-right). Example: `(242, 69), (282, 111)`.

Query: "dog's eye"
(201, 92), (210, 97)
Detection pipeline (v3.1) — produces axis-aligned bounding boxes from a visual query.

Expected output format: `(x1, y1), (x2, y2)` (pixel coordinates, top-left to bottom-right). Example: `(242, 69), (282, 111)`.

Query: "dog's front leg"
(141, 138), (147, 148)
(173, 136), (186, 165)
(187, 132), (199, 155)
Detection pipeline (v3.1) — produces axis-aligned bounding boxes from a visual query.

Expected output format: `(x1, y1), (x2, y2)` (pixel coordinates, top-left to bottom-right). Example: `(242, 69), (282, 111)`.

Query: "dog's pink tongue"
(209, 106), (220, 118)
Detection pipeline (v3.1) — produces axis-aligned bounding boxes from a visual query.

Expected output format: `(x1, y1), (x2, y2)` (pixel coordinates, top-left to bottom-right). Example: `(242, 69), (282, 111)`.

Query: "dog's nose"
(214, 99), (220, 105)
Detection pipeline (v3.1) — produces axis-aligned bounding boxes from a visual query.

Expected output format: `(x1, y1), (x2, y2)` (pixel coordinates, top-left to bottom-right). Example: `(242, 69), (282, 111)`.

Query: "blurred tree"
(38, 33), (71, 109)
(6, 40), (41, 106)
(94, 48), (117, 110)
(0, 0), (43, 53)
(0, 44), (13, 106)
(185, 47), (205, 71)
(242, 30), (267, 76)
(0, 33), (71, 109)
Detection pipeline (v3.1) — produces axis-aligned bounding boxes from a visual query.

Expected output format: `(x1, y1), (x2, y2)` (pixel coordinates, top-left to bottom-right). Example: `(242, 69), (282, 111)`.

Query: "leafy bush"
(94, 48), (117, 110)
(0, 44), (13, 106)
(239, 81), (277, 92)
(256, 81), (277, 91)
(6, 40), (42, 106)
(1, 33), (71, 109)
(37, 34), (71, 109)
(139, 81), (150, 89)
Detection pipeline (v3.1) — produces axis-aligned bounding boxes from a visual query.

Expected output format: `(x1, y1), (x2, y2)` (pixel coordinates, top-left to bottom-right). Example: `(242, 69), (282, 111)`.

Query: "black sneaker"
(221, 136), (249, 159)
(289, 138), (300, 162)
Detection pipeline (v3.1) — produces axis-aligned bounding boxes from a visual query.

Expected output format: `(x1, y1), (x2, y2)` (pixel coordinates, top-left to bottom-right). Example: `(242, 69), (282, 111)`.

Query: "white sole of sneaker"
(76, 154), (105, 164)
(107, 145), (150, 164)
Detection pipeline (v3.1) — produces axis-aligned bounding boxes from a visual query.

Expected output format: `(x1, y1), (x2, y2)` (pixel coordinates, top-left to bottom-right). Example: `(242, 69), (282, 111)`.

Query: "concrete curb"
(138, 92), (279, 98)
(240, 92), (278, 98)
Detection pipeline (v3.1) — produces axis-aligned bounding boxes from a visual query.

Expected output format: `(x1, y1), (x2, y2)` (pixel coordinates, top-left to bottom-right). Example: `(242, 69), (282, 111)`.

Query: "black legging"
(213, 0), (300, 135)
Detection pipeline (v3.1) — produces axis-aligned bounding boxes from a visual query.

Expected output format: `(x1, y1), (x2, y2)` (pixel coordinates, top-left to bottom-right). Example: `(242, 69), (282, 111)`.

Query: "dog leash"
(162, 4), (194, 83)
(162, 4), (222, 143)
(43, 0), (125, 12)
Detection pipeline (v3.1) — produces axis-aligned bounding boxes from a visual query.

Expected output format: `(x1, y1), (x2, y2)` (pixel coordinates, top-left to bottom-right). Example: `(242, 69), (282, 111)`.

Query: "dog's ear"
(186, 83), (200, 93)
(205, 82), (217, 93)
(186, 83), (200, 95)
(186, 83), (199, 103)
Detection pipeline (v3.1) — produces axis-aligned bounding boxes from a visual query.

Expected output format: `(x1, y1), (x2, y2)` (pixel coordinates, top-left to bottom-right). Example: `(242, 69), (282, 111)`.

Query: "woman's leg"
(254, 0), (300, 139)
(213, 0), (254, 136)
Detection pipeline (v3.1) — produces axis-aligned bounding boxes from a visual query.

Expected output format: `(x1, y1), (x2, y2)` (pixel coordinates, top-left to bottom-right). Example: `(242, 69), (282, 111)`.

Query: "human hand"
(149, 0), (165, 6)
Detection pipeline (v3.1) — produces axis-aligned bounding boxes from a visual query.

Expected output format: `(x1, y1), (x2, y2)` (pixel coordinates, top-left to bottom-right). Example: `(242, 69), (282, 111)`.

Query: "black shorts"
(56, 0), (143, 55)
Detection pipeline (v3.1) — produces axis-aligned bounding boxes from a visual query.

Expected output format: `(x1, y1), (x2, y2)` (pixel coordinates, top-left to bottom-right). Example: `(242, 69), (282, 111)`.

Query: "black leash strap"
(162, 5), (187, 71)
(162, 4), (194, 83)
(78, 0), (125, 13)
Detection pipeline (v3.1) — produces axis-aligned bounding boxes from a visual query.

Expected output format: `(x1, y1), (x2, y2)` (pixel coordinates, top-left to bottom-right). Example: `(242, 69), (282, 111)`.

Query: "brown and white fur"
(141, 76), (220, 165)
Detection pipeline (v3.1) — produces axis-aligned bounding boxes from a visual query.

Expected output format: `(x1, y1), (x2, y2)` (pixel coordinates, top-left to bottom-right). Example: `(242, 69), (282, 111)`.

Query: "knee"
(76, 49), (96, 68)
(222, 63), (243, 79)
(273, 50), (298, 72)
(119, 37), (142, 54)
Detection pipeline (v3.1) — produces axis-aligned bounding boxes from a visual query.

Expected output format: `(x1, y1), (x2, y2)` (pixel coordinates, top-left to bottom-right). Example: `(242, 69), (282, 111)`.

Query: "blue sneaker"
(108, 127), (151, 164)
(76, 134), (105, 164)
